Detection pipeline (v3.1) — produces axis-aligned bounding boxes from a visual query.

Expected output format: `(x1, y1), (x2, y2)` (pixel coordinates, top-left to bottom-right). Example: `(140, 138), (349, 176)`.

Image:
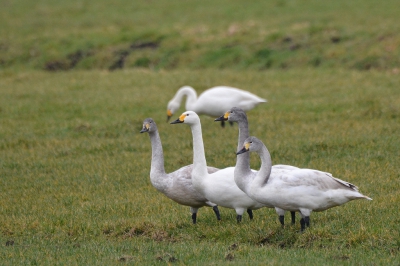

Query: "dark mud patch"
(109, 41), (159, 71)
(44, 49), (93, 71)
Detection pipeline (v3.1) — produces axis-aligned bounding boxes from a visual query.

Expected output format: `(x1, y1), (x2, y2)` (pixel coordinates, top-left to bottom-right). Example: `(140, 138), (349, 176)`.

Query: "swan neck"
(176, 86), (197, 110)
(148, 131), (166, 175)
(255, 144), (272, 186)
(236, 118), (251, 174)
(190, 122), (208, 177)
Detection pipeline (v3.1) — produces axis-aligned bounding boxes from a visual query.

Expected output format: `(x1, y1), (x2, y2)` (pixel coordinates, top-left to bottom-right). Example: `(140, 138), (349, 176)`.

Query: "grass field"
(1, 0), (400, 265)
(1, 0), (400, 71)
(1, 69), (399, 264)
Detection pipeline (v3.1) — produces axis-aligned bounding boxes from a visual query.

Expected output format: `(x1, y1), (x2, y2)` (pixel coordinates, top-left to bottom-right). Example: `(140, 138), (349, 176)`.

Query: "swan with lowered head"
(215, 107), (297, 226)
(236, 136), (372, 231)
(171, 111), (266, 222)
(167, 86), (266, 126)
(140, 118), (221, 224)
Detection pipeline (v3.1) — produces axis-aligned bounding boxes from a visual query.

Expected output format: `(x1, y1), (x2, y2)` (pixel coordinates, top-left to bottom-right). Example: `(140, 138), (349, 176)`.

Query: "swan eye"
(186, 114), (190, 116)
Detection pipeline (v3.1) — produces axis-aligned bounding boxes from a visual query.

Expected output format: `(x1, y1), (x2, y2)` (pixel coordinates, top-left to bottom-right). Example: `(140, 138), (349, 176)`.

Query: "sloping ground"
(0, 0), (399, 71)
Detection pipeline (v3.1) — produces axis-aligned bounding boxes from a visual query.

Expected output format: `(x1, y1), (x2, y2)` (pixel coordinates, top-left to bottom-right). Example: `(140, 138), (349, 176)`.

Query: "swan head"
(215, 107), (247, 123)
(236, 136), (261, 155)
(170, 111), (200, 125)
(140, 118), (157, 133)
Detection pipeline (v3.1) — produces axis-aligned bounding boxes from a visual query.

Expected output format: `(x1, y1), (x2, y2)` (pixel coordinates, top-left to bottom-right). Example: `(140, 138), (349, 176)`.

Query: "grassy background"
(1, 0), (400, 265)
(1, 0), (400, 71)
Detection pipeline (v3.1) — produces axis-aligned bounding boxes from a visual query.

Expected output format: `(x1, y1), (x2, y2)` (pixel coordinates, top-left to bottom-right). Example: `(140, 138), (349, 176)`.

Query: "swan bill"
(214, 111), (229, 122)
(167, 110), (173, 122)
(140, 123), (150, 133)
(170, 114), (186, 124)
(236, 147), (248, 155)
(236, 143), (250, 155)
(170, 118), (182, 124)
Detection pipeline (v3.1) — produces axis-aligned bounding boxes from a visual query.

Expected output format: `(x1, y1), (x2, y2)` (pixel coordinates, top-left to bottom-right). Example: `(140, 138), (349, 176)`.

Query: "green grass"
(1, 0), (399, 264)
(1, 0), (400, 71)
(0, 69), (399, 264)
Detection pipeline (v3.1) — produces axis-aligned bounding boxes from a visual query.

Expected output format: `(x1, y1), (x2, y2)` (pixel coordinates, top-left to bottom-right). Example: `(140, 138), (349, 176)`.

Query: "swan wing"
(270, 168), (360, 193)
(272, 164), (300, 171)
(167, 165), (222, 207)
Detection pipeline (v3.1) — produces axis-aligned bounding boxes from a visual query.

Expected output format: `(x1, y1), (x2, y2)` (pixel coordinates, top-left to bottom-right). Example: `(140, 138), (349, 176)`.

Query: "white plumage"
(215, 107), (297, 226)
(140, 118), (221, 224)
(167, 86), (266, 125)
(236, 136), (372, 231)
(171, 111), (266, 222)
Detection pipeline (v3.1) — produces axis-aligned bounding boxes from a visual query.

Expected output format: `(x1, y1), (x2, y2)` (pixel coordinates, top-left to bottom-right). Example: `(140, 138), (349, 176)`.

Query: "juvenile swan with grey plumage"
(215, 107), (297, 226)
(237, 136), (372, 231)
(140, 118), (221, 224)
(167, 86), (266, 126)
(171, 111), (266, 222)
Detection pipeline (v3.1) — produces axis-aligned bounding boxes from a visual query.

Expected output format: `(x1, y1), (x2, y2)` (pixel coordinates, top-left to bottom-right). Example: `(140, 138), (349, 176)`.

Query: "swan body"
(171, 111), (266, 222)
(167, 86), (266, 125)
(237, 136), (372, 231)
(140, 118), (221, 224)
(215, 107), (297, 226)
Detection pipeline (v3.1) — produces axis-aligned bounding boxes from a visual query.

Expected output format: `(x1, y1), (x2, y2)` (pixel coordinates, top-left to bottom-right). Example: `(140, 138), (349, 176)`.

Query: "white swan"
(236, 136), (372, 231)
(167, 86), (267, 126)
(140, 118), (221, 224)
(170, 111), (266, 222)
(215, 107), (297, 226)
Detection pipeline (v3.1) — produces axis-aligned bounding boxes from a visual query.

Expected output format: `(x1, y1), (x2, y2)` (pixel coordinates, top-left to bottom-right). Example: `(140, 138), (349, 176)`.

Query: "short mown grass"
(0, 69), (399, 264)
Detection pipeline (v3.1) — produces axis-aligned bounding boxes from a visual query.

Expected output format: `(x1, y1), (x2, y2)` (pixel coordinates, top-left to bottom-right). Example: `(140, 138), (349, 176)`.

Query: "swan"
(236, 136), (372, 231)
(170, 111), (266, 222)
(166, 86), (267, 126)
(215, 107), (297, 226)
(140, 118), (221, 224)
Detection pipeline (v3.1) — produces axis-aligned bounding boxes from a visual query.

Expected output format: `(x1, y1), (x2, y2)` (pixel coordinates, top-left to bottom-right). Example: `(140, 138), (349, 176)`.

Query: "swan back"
(239, 136), (372, 211)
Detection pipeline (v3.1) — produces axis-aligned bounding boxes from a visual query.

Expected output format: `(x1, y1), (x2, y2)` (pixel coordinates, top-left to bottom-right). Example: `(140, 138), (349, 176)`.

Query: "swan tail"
(352, 193), (372, 201)
(363, 195), (373, 201)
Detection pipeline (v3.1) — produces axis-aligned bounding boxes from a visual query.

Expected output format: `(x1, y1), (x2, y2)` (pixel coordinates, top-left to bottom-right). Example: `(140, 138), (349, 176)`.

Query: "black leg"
(213, 206), (221, 220)
(192, 213), (197, 224)
(300, 218), (305, 232)
(236, 215), (242, 223)
(247, 209), (254, 220)
(229, 121), (234, 126)
(279, 215), (284, 226)
(221, 120), (225, 127)
(291, 211), (296, 225)
(305, 216), (310, 227)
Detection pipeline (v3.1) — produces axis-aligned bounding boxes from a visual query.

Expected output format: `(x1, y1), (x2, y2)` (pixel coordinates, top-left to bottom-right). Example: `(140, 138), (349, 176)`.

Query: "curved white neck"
(190, 122), (208, 179)
(254, 144), (272, 187)
(173, 86), (198, 111)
